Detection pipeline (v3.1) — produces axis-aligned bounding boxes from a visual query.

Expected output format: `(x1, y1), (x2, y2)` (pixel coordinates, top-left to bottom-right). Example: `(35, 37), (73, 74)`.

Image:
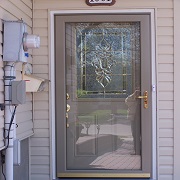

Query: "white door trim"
(49, 9), (157, 180)
(174, 0), (180, 179)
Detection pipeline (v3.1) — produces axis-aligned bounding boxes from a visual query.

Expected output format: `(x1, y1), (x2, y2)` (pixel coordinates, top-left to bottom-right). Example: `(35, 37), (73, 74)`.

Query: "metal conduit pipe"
(4, 62), (16, 180)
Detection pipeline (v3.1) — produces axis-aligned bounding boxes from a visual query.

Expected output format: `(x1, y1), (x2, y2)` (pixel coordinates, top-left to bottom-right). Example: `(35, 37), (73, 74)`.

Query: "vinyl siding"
(32, 0), (174, 180)
(0, 57), (4, 148)
(157, 6), (174, 180)
(0, 10), (4, 149)
(0, 0), (33, 143)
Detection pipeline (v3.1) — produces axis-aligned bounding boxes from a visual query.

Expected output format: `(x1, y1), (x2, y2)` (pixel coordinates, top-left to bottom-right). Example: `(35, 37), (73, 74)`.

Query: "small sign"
(86, 0), (116, 6)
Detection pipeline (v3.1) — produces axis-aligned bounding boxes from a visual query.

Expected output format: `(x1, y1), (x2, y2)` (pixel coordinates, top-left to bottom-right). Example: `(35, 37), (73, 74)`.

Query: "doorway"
(55, 13), (152, 178)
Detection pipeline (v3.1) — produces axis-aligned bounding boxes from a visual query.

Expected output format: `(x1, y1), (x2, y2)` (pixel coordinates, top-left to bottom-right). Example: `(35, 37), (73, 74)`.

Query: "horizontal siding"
(34, 120), (49, 129)
(34, 10), (48, 18)
(158, 82), (173, 92)
(159, 147), (174, 156)
(157, 9), (173, 17)
(159, 156), (173, 165)
(159, 110), (174, 118)
(158, 36), (173, 45)
(33, 56), (49, 65)
(159, 138), (173, 147)
(0, 4), (5, 148)
(34, 111), (49, 120)
(157, 18), (173, 27)
(31, 174), (50, 180)
(158, 73), (173, 81)
(31, 146), (50, 156)
(159, 166), (173, 174)
(33, 129), (49, 138)
(158, 54), (173, 64)
(0, 0), (33, 144)
(158, 45), (173, 55)
(158, 40), (174, 176)
(33, 47), (49, 56)
(34, 19), (48, 28)
(159, 119), (173, 129)
(33, 65), (49, 74)
(34, 0), (173, 9)
(159, 100), (173, 109)
(33, 28), (48, 36)
(31, 164), (49, 174)
(157, 27), (173, 36)
(32, 0), (174, 180)
(159, 175), (173, 180)
(34, 101), (49, 110)
(31, 138), (50, 147)
(159, 129), (173, 138)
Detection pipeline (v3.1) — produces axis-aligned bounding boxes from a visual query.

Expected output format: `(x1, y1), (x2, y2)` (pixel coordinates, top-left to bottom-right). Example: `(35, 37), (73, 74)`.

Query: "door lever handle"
(137, 95), (148, 99)
(136, 91), (148, 109)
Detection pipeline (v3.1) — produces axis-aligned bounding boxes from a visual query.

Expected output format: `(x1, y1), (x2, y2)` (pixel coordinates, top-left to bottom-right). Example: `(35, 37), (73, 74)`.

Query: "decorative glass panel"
(75, 22), (140, 98)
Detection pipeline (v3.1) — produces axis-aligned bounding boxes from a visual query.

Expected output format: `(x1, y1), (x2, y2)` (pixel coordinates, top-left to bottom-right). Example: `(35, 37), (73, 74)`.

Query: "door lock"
(137, 91), (148, 109)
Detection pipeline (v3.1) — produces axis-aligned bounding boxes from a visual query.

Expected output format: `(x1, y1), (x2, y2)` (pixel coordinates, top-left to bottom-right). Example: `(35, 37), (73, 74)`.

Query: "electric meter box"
(11, 81), (26, 105)
(3, 21), (28, 62)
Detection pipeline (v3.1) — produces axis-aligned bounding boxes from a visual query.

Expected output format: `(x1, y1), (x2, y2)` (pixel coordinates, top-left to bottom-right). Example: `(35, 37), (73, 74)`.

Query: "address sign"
(86, 0), (116, 6)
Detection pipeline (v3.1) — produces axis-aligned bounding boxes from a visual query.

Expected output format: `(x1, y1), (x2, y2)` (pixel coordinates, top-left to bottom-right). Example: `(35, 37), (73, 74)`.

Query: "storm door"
(55, 14), (152, 178)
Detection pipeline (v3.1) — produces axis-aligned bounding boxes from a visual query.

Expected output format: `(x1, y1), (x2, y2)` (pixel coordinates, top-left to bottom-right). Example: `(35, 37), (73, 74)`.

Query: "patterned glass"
(75, 22), (140, 98)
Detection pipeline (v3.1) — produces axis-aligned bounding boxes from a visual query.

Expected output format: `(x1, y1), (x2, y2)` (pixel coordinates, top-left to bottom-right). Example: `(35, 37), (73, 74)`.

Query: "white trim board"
(174, 0), (180, 179)
(49, 9), (157, 180)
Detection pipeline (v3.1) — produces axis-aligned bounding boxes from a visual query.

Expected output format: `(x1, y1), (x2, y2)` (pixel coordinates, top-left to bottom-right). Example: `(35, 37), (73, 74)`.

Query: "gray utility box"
(11, 81), (26, 105)
(3, 21), (27, 62)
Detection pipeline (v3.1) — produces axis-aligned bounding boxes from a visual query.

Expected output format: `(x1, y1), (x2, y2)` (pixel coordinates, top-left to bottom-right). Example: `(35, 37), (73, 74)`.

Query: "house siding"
(32, 0), (174, 180)
(0, 0), (33, 143)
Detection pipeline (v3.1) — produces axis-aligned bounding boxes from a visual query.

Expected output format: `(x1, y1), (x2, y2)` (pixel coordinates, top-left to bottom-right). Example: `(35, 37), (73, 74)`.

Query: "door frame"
(49, 9), (157, 180)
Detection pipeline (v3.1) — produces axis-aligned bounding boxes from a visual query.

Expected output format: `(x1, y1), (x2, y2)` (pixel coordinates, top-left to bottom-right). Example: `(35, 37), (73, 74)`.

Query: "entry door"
(55, 14), (152, 178)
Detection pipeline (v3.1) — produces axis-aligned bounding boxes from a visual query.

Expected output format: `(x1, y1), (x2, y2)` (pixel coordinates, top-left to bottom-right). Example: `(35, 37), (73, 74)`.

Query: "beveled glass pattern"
(76, 22), (140, 98)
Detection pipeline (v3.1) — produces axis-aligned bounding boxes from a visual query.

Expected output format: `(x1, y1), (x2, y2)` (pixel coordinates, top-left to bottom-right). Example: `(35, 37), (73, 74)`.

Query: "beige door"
(55, 14), (152, 178)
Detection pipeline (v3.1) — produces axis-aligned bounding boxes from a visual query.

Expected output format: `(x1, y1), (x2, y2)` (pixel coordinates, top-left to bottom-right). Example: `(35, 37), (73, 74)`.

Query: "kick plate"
(57, 173), (151, 178)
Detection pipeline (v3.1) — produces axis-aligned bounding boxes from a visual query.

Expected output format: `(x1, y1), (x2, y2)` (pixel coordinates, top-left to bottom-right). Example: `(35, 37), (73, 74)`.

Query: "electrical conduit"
(4, 62), (16, 180)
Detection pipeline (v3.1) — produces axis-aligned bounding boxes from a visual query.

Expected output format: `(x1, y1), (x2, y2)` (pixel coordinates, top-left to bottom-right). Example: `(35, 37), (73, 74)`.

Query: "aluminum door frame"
(50, 9), (156, 180)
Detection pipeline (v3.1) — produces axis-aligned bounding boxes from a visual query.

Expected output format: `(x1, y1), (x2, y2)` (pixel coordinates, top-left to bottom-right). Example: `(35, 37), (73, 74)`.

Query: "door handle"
(137, 91), (148, 109)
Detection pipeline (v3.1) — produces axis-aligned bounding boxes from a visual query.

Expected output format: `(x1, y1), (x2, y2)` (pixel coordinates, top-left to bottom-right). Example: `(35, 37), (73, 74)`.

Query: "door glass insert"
(66, 22), (142, 171)
(76, 22), (140, 98)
